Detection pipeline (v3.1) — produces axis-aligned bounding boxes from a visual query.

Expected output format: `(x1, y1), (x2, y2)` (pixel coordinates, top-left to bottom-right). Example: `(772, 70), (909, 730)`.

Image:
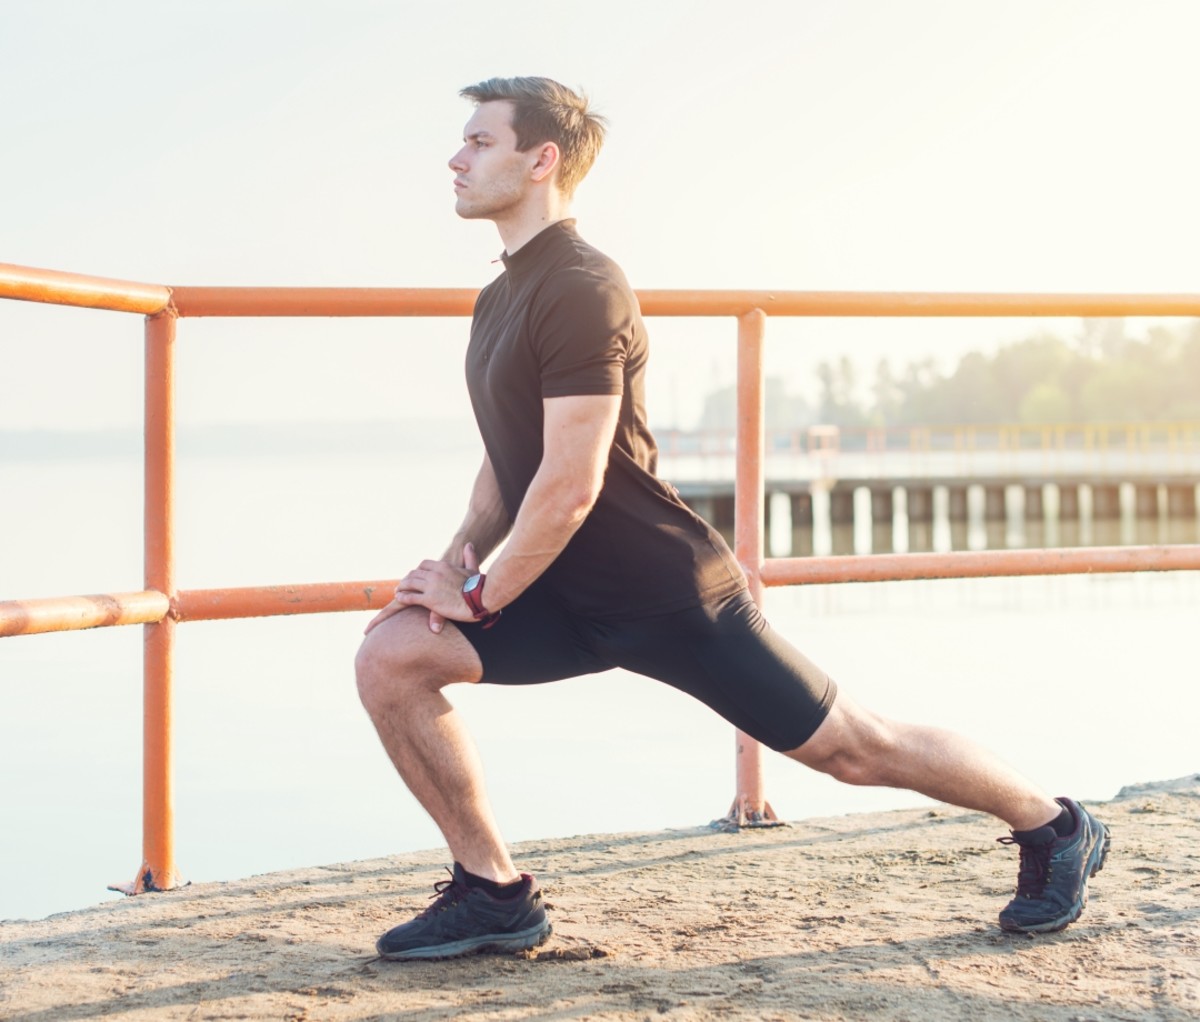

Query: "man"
(355, 76), (1109, 961)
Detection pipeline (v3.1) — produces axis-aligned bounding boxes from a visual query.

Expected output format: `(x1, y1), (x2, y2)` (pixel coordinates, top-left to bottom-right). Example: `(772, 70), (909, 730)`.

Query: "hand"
(424, 541), (481, 634)
(363, 542), (482, 636)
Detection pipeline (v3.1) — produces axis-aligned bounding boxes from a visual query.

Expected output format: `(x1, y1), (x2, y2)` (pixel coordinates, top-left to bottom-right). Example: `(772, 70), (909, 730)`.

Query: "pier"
(659, 422), (1200, 555)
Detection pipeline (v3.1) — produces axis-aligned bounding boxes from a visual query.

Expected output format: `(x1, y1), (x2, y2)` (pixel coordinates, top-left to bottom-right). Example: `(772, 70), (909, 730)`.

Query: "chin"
(455, 200), (487, 220)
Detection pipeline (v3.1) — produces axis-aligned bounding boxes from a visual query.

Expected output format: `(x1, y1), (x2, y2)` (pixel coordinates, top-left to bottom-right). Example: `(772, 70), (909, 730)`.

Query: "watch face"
(463, 573), (482, 594)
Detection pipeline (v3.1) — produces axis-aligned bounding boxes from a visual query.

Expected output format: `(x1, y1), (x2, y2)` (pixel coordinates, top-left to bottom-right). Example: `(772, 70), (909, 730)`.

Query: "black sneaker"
(997, 797), (1111, 934)
(376, 863), (551, 960)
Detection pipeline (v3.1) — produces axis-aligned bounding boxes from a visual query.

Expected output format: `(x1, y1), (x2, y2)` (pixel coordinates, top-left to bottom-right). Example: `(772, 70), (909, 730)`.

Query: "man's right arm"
(440, 453), (513, 569)
(363, 453), (511, 635)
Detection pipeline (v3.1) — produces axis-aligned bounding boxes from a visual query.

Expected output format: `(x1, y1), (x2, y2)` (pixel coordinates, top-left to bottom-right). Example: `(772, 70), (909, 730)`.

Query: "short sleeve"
(528, 267), (633, 398)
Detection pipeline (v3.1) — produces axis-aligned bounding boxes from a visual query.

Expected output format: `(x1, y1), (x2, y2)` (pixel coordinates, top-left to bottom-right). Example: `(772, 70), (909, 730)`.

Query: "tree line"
(699, 318), (1200, 431)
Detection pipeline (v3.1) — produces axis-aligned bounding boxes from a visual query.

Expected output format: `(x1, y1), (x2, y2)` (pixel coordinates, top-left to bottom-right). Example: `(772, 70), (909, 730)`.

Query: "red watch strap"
(462, 574), (501, 628)
(462, 575), (487, 617)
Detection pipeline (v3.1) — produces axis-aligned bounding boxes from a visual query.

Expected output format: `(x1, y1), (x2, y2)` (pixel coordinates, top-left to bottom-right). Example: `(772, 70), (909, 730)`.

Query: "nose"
(449, 147), (468, 173)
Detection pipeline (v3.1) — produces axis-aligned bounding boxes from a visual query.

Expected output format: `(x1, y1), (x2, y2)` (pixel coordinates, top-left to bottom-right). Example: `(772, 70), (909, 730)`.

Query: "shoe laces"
(997, 835), (1052, 897)
(416, 868), (470, 919)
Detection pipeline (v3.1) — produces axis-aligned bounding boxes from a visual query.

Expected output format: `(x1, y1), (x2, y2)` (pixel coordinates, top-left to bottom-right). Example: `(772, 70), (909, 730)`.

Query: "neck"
(495, 190), (573, 255)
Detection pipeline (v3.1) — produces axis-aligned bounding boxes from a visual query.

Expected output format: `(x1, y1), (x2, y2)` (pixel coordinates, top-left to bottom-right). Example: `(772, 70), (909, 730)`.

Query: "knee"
(812, 743), (890, 787)
(354, 638), (390, 715)
(790, 706), (901, 787)
(354, 609), (465, 716)
(354, 631), (422, 716)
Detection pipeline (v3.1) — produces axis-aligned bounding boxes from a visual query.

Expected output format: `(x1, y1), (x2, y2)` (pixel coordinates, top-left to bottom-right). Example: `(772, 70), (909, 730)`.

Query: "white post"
(811, 483), (833, 557)
(1005, 484), (1026, 549)
(892, 486), (909, 554)
(932, 485), (951, 553)
(853, 486), (873, 555)
(768, 491), (793, 557)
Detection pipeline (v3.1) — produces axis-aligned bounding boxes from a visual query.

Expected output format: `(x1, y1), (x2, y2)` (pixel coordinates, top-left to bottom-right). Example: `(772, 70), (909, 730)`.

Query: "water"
(2, 442), (1198, 921)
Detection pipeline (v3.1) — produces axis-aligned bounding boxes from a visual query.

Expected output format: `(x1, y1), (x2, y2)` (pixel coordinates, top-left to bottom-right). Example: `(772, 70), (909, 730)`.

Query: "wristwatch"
(461, 573), (501, 629)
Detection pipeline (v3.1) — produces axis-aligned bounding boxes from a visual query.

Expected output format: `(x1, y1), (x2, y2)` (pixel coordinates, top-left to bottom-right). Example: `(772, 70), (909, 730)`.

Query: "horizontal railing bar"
(169, 287), (479, 318)
(0, 591), (171, 637)
(168, 286), (1200, 319)
(6, 543), (1200, 637)
(2, 263), (1198, 319)
(761, 545), (1200, 586)
(640, 291), (1200, 318)
(175, 581), (398, 622)
(0, 263), (172, 315)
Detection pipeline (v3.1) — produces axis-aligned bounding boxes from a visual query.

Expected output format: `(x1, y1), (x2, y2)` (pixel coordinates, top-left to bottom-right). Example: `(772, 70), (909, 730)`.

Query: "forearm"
(482, 463), (598, 609)
(367, 454), (519, 637)
(480, 395), (619, 610)
(443, 456), (513, 566)
(381, 396), (618, 629)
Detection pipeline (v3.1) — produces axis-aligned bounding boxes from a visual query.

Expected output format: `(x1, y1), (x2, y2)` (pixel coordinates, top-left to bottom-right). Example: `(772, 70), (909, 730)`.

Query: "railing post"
(718, 308), (781, 829)
(111, 310), (183, 895)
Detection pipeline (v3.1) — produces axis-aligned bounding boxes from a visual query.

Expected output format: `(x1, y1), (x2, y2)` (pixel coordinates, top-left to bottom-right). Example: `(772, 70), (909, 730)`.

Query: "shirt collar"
(500, 219), (577, 278)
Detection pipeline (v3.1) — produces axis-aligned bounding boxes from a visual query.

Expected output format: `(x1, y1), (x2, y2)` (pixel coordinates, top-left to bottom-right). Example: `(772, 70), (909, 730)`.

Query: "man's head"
(457, 77), (606, 198)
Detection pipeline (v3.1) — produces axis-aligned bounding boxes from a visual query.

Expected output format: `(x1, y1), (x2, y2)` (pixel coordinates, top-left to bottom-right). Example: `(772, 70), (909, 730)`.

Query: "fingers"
(363, 600), (404, 635)
(375, 553), (477, 634)
(463, 541), (480, 574)
(395, 567), (427, 594)
(364, 590), (431, 634)
(363, 598), (454, 637)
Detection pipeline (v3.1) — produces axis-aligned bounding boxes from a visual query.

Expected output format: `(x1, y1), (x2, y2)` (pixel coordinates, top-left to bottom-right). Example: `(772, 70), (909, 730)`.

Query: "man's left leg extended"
(787, 692), (1110, 934)
(596, 589), (1110, 934)
(787, 690), (1060, 830)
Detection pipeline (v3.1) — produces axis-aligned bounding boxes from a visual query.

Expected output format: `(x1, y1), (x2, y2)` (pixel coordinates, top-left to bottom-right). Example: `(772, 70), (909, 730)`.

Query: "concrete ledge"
(2, 777), (1198, 1021)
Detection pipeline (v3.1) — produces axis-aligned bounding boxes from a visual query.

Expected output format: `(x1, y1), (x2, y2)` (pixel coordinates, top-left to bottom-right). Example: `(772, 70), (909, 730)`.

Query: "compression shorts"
(457, 581), (837, 752)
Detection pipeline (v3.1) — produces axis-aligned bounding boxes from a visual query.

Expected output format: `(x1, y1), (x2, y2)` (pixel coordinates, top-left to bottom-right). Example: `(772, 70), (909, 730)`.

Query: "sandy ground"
(2, 776), (1198, 1022)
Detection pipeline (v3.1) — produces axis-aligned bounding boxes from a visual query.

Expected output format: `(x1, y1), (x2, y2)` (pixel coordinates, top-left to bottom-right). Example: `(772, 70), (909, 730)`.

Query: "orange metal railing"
(4, 260), (1200, 886)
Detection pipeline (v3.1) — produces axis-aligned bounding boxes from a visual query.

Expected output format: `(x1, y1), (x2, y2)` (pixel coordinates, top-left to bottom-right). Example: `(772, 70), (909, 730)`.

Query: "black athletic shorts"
(457, 581), (837, 752)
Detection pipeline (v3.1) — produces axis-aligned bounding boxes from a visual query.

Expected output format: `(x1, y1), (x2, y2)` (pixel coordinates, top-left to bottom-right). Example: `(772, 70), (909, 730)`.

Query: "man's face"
(448, 101), (536, 222)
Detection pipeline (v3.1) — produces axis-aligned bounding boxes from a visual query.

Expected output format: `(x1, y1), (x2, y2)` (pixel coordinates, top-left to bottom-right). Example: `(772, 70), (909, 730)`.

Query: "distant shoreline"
(0, 419), (484, 460)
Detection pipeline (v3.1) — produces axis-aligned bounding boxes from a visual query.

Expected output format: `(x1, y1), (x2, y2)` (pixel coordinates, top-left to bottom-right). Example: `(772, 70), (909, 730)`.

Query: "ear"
(528, 142), (561, 185)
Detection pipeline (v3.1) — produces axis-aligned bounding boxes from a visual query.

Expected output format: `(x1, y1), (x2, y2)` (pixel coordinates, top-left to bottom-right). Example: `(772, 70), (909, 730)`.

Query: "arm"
(441, 452), (513, 568)
(384, 393), (620, 626)
(483, 393), (620, 609)
(363, 452), (513, 635)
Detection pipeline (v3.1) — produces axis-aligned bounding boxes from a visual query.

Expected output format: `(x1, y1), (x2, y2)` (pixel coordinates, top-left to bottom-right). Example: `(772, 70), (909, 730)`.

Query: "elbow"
(535, 459), (607, 526)
(563, 475), (604, 523)
(565, 490), (600, 525)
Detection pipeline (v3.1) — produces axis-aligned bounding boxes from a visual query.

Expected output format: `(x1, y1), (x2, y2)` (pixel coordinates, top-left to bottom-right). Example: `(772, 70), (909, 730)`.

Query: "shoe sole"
(1000, 821), (1111, 935)
(378, 920), (552, 961)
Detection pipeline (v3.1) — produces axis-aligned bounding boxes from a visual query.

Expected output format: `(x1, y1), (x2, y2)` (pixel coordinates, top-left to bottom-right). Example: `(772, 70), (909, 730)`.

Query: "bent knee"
(788, 705), (901, 787)
(355, 620), (425, 708)
(354, 639), (391, 709)
(354, 608), (478, 711)
(809, 745), (892, 787)
(355, 641), (392, 714)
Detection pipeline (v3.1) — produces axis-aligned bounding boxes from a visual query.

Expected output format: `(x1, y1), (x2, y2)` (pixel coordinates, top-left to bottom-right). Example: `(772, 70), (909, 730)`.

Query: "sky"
(3, 0), (1200, 431)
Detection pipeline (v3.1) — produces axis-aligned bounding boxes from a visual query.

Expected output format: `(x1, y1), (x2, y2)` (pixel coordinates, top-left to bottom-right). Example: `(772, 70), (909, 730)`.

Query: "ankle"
(1007, 796), (1066, 833)
(1011, 801), (1073, 841)
(459, 865), (526, 899)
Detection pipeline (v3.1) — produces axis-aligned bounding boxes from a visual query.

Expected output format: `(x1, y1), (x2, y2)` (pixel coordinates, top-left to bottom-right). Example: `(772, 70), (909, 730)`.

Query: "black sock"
(1049, 804), (1075, 837)
(1013, 804), (1074, 843)
(461, 868), (526, 899)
